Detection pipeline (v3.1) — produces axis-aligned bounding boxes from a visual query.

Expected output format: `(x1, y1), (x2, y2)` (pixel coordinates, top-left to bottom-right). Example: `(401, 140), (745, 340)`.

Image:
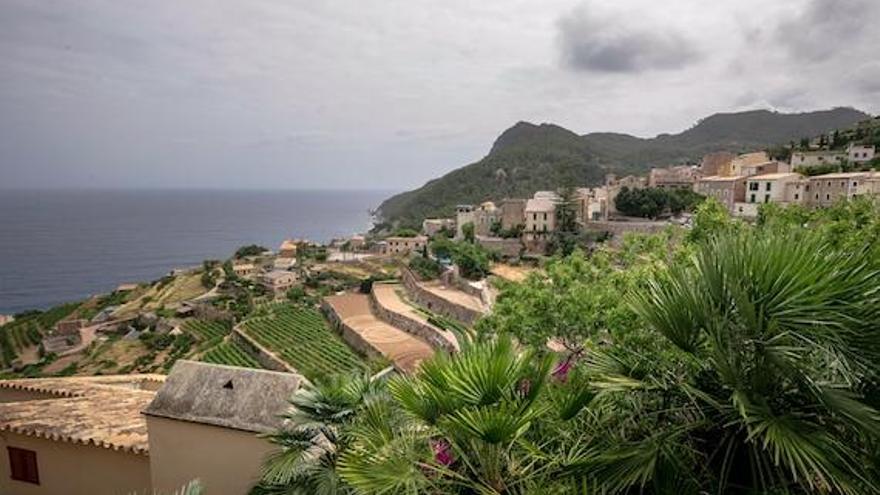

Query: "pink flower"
(552, 357), (574, 382)
(431, 438), (455, 466)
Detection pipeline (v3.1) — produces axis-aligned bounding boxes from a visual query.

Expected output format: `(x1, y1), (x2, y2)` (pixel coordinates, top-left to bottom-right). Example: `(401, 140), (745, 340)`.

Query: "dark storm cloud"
(777, 0), (876, 62)
(557, 4), (700, 73)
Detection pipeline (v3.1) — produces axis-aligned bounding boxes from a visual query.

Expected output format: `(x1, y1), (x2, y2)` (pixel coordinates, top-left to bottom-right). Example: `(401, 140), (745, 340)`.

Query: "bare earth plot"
(371, 283), (458, 350)
(324, 293), (435, 373)
(419, 281), (487, 314)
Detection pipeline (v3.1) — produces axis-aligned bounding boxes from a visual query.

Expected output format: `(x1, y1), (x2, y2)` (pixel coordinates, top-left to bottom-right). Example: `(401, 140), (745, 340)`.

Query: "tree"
(461, 222), (475, 243)
(549, 187), (580, 256)
(616, 228), (880, 493)
(256, 372), (390, 494)
(235, 244), (268, 259)
(337, 335), (595, 494)
(392, 227), (419, 238)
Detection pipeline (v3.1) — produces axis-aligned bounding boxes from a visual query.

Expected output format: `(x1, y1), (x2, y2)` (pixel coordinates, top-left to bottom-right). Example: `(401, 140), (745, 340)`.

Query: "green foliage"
(429, 237), (491, 280)
(391, 227), (419, 238)
(239, 305), (364, 380)
(235, 244), (269, 258)
(408, 254), (443, 280)
(201, 340), (261, 368)
(686, 197), (739, 243)
(614, 186), (703, 218)
(461, 221), (475, 243)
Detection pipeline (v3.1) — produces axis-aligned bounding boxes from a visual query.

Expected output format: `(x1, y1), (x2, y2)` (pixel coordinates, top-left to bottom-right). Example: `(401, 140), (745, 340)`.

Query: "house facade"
(807, 172), (880, 207)
(421, 218), (455, 237)
(260, 270), (298, 294)
(384, 235), (428, 255)
(695, 176), (746, 212)
(790, 150), (846, 169)
(647, 165), (699, 189)
(1, 363), (302, 495)
(524, 197), (556, 240)
(735, 172), (804, 217)
(847, 143), (876, 163)
(499, 199), (526, 231)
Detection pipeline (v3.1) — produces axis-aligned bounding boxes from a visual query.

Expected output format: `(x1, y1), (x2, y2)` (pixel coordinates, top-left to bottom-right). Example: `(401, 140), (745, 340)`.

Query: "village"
(1, 125), (879, 495)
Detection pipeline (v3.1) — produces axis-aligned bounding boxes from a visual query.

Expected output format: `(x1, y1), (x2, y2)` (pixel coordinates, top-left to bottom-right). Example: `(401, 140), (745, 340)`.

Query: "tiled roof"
(0, 375), (165, 455)
(747, 172), (803, 180)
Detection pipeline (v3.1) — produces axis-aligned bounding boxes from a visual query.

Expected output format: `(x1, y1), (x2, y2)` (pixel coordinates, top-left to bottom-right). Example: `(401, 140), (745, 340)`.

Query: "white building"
(260, 271), (298, 294)
(524, 197), (556, 240)
(735, 172), (804, 217)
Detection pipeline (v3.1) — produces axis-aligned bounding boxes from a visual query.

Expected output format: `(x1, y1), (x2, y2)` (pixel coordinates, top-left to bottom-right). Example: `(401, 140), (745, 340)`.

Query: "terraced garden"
(1, 303), (81, 368)
(240, 304), (364, 380)
(200, 341), (261, 368)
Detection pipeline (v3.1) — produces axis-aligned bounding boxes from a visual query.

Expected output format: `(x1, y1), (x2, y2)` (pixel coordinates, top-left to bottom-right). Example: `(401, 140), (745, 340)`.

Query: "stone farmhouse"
(0, 361), (300, 495)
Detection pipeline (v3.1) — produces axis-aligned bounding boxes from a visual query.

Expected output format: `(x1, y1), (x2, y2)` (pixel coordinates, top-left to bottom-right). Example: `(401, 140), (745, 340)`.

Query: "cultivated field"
(240, 304), (364, 380)
(200, 341), (261, 368)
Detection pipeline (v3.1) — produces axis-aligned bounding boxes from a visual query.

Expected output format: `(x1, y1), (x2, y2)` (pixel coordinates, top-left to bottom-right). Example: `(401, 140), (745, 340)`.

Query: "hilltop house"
(524, 197), (556, 241)
(454, 205), (475, 238)
(383, 235), (428, 255)
(260, 270), (298, 294)
(0, 362), (302, 495)
(734, 172), (804, 217)
(790, 150), (846, 169)
(499, 199), (526, 231)
(277, 239), (299, 259)
(648, 165), (699, 189)
(729, 151), (770, 176)
(700, 151), (736, 176)
(807, 171), (880, 207)
(421, 218), (455, 237)
(695, 176), (747, 212)
(847, 143), (875, 163)
(231, 261), (256, 279)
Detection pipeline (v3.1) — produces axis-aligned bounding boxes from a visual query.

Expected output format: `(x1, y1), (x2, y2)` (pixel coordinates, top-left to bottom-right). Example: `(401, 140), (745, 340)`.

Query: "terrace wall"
(229, 327), (298, 374)
(319, 300), (383, 361)
(368, 284), (456, 353)
(400, 268), (483, 326)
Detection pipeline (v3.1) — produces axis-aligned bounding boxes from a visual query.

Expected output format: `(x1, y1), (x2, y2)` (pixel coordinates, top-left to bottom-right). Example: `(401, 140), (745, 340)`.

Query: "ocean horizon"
(0, 188), (394, 314)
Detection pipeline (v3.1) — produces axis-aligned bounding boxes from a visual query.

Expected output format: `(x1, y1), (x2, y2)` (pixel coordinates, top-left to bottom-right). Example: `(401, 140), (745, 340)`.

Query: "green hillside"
(377, 107), (870, 228)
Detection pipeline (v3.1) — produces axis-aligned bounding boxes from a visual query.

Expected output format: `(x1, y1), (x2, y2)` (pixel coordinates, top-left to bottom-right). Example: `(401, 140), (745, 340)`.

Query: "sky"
(1, 0), (878, 191)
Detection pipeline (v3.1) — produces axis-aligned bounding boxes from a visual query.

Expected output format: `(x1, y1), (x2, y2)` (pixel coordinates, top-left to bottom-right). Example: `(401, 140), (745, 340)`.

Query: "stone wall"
(319, 300), (384, 361)
(476, 236), (523, 259)
(401, 267), (483, 326)
(230, 327), (298, 373)
(585, 220), (669, 236)
(368, 284), (456, 353)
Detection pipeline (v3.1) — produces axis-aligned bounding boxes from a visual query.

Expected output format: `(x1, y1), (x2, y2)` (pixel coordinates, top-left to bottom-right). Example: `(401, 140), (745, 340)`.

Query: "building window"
(543, 213), (547, 221)
(764, 194), (770, 203)
(749, 182), (759, 191)
(794, 194), (799, 200)
(750, 194), (756, 203)
(8, 447), (39, 485)
(826, 194), (830, 201)
(765, 182), (771, 191)
(853, 181), (858, 187)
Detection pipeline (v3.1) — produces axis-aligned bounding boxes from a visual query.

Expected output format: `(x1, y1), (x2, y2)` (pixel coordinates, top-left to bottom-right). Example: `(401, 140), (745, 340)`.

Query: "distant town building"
(735, 172), (804, 217)
(231, 262), (256, 279)
(807, 172), (880, 207)
(524, 197), (556, 240)
(790, 150), (846, 169)
(739, 160), (791, 177)
(575, 187), (610, 222)
(348, 234), (366, 250)
(422, 218), (455, 237)
(383, 235), (428, 255)
(0, 314), (14, 326)
(277, 239), (299, 259)
(605, 174), (647, 216)
(260, 270), (298, 294)
(700, 151), (736, 176)
(499, 199), (526, 231)
(648, 165), (699, 189)
(695, 176), (747, 212)
(455, 205), (475, 239)
(847, 143), (876, 163)
(472, 202), (500, 236)
(729, 151), (770, 176)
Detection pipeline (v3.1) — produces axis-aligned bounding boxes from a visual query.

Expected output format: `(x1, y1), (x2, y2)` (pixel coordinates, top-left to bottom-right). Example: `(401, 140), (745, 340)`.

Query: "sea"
(0, 189), (392, 314)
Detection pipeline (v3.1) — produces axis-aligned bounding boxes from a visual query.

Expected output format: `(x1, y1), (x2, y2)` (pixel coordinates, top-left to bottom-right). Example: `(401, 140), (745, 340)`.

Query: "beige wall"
(0, 432), (151, 495)
(0, 389), (59, 403)
(147, 415), (274, 495)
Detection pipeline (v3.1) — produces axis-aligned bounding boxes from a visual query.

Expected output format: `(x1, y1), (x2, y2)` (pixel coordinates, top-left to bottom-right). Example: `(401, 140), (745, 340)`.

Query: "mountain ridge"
(377, 107), (871, 228)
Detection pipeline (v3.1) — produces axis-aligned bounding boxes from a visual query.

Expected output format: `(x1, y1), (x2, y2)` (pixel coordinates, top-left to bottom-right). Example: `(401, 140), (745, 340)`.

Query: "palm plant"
(255, 369), (392, 495)
(592, 228), (880, 494)
(337, 335), (597, 494)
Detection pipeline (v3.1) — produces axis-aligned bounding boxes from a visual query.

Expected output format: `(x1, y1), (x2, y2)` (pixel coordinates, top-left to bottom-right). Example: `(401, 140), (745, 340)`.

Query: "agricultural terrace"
(183, 319), (230, 350)
(200, 341), (262, 369)
(240, 304), (364, 380)
(0, 303), (81, 368)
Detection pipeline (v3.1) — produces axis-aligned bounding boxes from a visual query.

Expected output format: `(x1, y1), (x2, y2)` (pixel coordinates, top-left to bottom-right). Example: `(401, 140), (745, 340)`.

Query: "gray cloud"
(557, 4), (700, 73)
(777, 0), (876, 61)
